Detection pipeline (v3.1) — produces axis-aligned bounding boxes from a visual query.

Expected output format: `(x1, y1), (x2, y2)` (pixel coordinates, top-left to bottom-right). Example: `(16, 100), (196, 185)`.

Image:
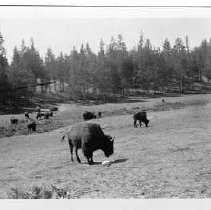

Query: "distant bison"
(98, 112), (102, 118)
(61, 122), (114, 165)
(83, 111), (96, 121)
(36, 112), (45, 119)
(133, 111), (149, 127)
(28, 121), (37, 132)
(50, 107), (58, 112)
(36, 105), (41, 113)
(25, 112), (29, 120)
(10, 118), (18, 124)
(46, 111), (53, 118)
(36, 111), (53, 119)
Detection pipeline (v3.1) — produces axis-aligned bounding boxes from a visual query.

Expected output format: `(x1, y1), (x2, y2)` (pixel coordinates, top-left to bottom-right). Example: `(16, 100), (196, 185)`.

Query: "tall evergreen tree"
(0, 32), (9, 105)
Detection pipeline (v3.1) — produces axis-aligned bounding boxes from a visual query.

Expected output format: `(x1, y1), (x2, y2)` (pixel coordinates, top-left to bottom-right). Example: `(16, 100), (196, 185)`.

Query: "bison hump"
(69, 122), (105, 139)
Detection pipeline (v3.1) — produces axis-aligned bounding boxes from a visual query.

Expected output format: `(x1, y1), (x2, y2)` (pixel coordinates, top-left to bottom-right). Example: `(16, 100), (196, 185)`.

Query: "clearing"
(0, 94), (211, 198)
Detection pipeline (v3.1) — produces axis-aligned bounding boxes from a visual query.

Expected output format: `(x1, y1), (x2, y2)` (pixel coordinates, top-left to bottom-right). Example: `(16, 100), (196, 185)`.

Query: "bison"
(28, 121), (37, 132)
(25, 112), (30, 120)
(50, 107), (58, 112)
(83, 111), (96, 121)
(36, 105), (41, 113)
(10, 118), (18, 124)
(61, 122), (114, 165)
(98, 112), (102, 118)
(45, 111), (53, 119)
(36, 111), (53, 120)
(133, 111), (149, 127)
(36, 112), (45, 119)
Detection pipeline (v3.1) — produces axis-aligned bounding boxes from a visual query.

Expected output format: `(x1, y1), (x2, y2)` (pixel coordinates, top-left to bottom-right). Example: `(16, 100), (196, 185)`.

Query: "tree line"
(1, 31), (211, 107)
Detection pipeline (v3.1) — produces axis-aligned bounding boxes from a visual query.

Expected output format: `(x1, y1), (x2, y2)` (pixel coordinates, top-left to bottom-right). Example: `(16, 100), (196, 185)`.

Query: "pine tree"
(9, 39), (46, 101)
(0, 32), (9, 105)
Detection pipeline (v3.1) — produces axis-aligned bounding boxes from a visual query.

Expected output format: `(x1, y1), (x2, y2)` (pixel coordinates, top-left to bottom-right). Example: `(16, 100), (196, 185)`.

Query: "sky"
(1, 6), (211, 62)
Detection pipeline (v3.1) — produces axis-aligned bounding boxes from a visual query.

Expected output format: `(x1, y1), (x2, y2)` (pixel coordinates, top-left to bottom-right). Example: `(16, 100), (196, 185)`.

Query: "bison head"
(103, 135), (114, 157)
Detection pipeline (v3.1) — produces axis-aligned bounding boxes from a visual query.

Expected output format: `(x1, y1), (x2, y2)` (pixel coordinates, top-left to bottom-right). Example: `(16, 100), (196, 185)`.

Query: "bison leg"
(83, 148), (93, 165)
(84, 155), (92, 165)
(138, 120), (142, 127)
(68, 141), (74, 162)
(85, 156), (93, 165)
(145, 119), (149, 127)
(134, 120), (137, 128)
(88, 159), (93, 165)
(74, 147), (81, 163)
(88, 153), (94, 165)
(33, 125), (36, 131)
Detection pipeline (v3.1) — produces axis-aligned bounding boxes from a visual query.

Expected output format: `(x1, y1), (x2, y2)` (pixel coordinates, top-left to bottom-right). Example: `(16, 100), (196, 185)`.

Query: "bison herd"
(36, 111), (53, 120)
(10, 106), (150, 166)
(10, 106), (58, 132)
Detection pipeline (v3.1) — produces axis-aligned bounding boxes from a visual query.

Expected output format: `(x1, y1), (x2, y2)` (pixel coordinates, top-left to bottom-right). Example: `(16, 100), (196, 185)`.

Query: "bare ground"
(0, 94), (211, 198)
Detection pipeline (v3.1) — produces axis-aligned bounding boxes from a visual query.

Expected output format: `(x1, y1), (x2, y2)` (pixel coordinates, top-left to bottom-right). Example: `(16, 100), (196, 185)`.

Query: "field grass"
(0, 94), (211, 198)
(1, 94), (209, 139)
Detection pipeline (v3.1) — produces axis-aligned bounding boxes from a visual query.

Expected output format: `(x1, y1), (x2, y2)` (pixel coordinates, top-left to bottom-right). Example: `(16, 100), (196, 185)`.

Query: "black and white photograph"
(0, 1), (211, 206)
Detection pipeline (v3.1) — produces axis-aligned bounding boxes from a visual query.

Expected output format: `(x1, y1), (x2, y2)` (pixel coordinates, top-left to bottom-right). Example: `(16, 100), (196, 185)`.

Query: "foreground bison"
(83, 111), (96, 121)
(61, 123), (114, 165)
(133, 111), (149, 127)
